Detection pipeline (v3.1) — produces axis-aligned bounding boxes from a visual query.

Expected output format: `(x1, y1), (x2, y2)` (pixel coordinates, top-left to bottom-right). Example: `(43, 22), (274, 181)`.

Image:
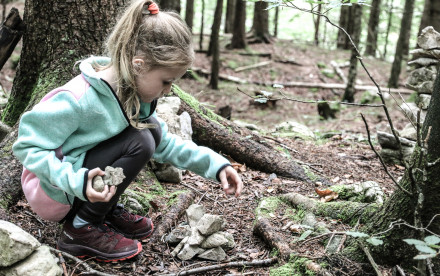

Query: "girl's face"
(135, 65), (188, 103)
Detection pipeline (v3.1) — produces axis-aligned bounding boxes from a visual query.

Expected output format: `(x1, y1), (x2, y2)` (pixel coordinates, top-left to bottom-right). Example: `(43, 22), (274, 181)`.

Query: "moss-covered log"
(173, 85), (330, 185)
(253, 217), (292, 261)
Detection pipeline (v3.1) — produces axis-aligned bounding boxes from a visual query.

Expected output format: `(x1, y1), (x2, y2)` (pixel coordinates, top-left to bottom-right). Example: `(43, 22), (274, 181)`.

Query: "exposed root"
(253, 217), (292, 261)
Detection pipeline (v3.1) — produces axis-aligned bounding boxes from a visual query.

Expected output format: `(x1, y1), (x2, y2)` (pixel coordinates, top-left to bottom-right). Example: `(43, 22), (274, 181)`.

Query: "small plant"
(404, 236), (440, 260)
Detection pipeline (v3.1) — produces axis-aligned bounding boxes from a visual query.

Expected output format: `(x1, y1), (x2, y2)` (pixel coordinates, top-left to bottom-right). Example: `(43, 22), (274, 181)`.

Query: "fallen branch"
(330, 60), (347, 84)
(148, 191), (196, 250)
(48, 247), (116, 276)
(361, 244), (383, 276)
(253, 217), (292, 261)
(234, 60), (272, 72)
(156, 257), (278, 276)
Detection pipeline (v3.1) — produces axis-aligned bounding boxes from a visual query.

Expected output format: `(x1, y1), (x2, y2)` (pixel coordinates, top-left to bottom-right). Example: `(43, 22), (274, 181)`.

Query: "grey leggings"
(68, 117), (162, 224)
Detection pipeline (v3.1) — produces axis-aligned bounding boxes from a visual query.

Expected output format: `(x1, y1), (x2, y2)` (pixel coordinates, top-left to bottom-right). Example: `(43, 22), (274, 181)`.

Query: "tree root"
(147, 190), (196, 252)
(281, 192), (379, 224)
(156, 257), (278, 276)
(253, 217), (292, 261)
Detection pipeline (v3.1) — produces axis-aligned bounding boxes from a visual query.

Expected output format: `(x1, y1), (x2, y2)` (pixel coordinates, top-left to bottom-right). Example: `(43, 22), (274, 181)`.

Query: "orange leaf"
(315, 187), (333, 197)
(320, 192), (339, 202)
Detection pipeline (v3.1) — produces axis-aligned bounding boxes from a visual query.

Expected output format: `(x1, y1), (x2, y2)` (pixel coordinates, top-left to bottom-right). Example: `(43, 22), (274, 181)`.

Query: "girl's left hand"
(219, 166), (243, 197)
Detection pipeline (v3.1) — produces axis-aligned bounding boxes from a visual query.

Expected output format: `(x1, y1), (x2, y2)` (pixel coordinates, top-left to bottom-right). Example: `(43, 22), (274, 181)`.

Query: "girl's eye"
(163, 81), (171, 85)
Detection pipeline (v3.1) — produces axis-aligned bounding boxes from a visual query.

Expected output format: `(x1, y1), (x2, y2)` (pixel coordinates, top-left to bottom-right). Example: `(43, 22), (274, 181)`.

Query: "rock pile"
(164, 204), (235, 261)
(0, 220), (62, 276)
(92, 166), (125, 192)
(378, 26), (439, 164)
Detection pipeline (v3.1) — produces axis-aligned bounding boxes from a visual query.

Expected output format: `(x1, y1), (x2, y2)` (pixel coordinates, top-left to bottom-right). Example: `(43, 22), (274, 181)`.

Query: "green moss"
(0, 194), (12, 209)
(302, 166), (319, 182)
(270, 257), (316, 276)
(167, 190), (187, 206)
(284, 207), (306, 222)
(255, 196), (284, 219)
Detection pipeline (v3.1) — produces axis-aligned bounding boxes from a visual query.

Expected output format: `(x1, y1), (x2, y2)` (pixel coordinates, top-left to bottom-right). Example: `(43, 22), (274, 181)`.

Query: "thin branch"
(155, 257), (279, 276)
(360, 113), (412, 196)
(361, 244), (383, 276)
(372, 215), (440, 238)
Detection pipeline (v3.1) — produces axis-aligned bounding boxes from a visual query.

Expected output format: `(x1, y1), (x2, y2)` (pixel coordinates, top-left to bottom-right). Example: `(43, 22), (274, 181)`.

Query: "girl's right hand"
(85, 168), (116, 203)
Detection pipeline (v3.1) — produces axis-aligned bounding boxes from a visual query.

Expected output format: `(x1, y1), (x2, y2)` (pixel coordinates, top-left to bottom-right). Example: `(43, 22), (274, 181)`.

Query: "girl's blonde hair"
(104, 0), (194, 128)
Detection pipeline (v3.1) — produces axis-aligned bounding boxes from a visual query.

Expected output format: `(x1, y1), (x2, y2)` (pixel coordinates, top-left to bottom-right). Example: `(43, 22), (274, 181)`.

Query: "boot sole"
(57, 241), (142, 262)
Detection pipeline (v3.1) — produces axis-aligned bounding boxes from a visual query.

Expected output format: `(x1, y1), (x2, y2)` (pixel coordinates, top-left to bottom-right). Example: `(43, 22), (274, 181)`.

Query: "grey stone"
(410, 48), (440, 60)
(301, 213), (316, 228)
(361, 181), (384, 204)
(377, 131), (416, 149)
(157, 96), (181, 114)
(153, 163), (182, 183)
(218, 231), (235, 249)
(0, 121), (11, 142)
(165, 224), (191, 245)
(418, 26), (440, 50)
(400, 102), (426, 124)
(274, 121), (316, 140)
(399, 124), (417, 141)
(233, 120), (259, 131)
(177, 243), (204, 261)
(408, 58), (440, 67)
(171, 236), (188, 257)
(406, 67), (436, 88)
(197, 247), (227, 261)
(325, 235), (345, 254)
(380, 147), (415, 165)
(186, 204), (205, 227)
(416, 94), (432, 110)
(92, 166), (125, 192)
(314, 222), (330, 234)
(196, 214), (224, 236)
(0, 220), (40, 267)
(187, 227), (205, 246)
(0, 245), (62, 276)
(200, 232), (229, 249)
(179, 112), (193, 140)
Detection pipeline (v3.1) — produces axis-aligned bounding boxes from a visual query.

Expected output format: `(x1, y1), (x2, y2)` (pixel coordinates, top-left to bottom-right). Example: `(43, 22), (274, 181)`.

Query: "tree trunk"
(418, 0), (440, 36)
(354, 71), (440, 270)
(184, 0), (194, 30)
(364, 0), (381, 57)
(336, 5), (353, 50)
(209, 0), (223, 88)
(0, 8), (24, 72)
(172, 86), (327, 184)
(388, 0), (415, 88)
(382, 1), (393, 59)
(224, 0), (235, 33)
(313, 4), (321, 46)
(199, 0), (205, 50)
(250, 1), (271, 44)
(158, 0), (180, 13)
(0, 0), (125, 211)
(273, 6), (279, 38)
(342, 5), (362, 103)
(229, 0), (246, 49)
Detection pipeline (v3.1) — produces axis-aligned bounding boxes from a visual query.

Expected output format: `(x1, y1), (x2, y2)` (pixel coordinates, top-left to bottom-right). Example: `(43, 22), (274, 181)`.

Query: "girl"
(13, 0), (243, 262)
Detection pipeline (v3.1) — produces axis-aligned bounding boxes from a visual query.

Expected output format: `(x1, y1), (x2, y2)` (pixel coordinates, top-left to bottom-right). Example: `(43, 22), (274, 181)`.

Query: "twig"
(155, 257), (278, 276)
(360, 113), (412, 196)
(180, 182), (222, 206)
(395, 265), (406, 276)
(23, 210), (46, 226)
(197, 190), (208, 204)
(58, 252), (69, 276)
(48, 247), (117, 276)
(361, 244), (383, 276)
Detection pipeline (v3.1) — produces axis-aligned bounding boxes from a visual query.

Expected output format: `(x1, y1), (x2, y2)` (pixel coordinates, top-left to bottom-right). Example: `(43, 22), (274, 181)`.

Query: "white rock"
(196, 214), (224, 236)
(197, 247), (227, 261)
(186, 204), (205, 227)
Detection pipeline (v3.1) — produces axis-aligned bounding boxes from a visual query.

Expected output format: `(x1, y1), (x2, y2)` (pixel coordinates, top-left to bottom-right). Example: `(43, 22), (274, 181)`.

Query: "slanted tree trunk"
(229, 0), (246, 49)
(418, 0), (440, 36)
(209, 0), (223, 88)
(364, 0), (381, 57)
(250, 1), (271, 44)
(184, 0), (194, 30)
(342, 4), (362, 103)
(224, 0), (235, 33)
(0, 0), (125, 211)
(388, 0), (415, 88)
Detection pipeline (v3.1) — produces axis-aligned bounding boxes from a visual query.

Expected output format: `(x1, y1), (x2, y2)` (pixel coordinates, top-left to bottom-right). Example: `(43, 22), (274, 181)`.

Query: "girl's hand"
(85, 168), (116, 203)
(219, 165), (243, 197)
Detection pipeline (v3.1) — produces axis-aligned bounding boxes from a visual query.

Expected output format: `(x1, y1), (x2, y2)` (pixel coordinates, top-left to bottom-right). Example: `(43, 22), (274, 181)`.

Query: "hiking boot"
(105, 204), (154, 239)
(57, 220), (142, 262)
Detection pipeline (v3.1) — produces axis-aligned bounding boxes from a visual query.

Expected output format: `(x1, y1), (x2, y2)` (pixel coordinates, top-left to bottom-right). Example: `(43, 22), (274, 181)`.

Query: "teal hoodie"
(13, 56), (230, 205)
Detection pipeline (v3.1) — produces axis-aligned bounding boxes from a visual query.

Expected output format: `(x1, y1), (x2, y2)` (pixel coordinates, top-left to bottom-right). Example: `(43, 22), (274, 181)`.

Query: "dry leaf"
(267, 187), (274, 193)
(315, 187), (333, 197)
(231, 162), (246, 172)
(332, 176), (340, 183)
(320, 192), (339, 202)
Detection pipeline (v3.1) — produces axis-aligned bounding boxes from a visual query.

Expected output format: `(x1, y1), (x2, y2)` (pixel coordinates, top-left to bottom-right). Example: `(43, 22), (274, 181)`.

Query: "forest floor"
(0, 23), (415, 276)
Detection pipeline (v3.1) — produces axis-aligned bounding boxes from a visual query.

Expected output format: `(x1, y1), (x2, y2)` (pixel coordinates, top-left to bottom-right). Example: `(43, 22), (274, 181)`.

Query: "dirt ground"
(1, 23), (414, 275)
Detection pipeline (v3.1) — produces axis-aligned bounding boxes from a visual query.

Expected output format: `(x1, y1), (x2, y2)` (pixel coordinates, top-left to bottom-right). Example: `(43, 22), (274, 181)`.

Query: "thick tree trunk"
(313, 4), (322, 46)
(229, 0), (246, 49)
(418, 0), (440, 36)
(208, 0), (223, 89)
(0, 0), (125, 211)
(336, 5), (353, 50)
(173, 86), (328, 184)
(388, 0), (415, 88)
(184, 0), (194, 30)
(364, 0), (381, 57)
(250, 1), (271, 44)
(224, 0), (235, 34)
(0, 8), (24, 72)
(342, 5), (362, 103)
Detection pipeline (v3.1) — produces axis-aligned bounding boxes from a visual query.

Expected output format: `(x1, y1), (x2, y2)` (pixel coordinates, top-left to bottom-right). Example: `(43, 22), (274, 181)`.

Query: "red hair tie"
(147, 2), (159, 14)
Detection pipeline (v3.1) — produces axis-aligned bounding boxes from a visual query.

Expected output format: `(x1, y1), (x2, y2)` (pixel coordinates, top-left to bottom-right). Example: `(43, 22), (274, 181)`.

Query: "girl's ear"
(132, 58), (145, 73)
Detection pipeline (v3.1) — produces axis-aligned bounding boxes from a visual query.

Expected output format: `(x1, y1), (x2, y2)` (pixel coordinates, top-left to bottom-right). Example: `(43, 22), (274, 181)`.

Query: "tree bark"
(418, 0), (440, 36)
(0, 0), (126, 211)
(313, 4), (321, 46)
(364, 0), (381, 57)
(0, 8), (24, 72)
(382, 1), (393, 59)
(336, 5), (353, 50)
(229, 0), (246, 49)
(250, 1), (271, 44)
(208, 0), (223, 89)
(388, 0), (415, 88)
(184, 0), (194, 30)
(342, 4), (362, 103)
(199, 0), (205, 50)
(173, 86), (326, 184)
(224, 0), (235, 33)
(273, 6), (279, 38)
